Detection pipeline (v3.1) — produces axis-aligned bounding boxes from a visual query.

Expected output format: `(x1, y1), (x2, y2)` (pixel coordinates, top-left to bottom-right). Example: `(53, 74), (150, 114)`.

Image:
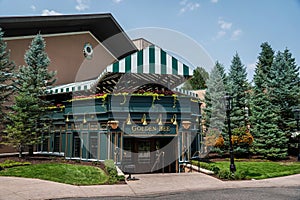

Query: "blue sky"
(0, 0), (299, 81)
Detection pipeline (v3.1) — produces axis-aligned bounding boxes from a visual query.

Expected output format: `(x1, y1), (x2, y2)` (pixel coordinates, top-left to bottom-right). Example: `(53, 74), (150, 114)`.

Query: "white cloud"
(75, 0), (89, 11)
(41, 9), (62, 16)
(211, 0), (218, 3)
(179, 0), (200, 14)
(231, 29), (242, 40)
(31, 5), (36, 11)
(218, 19), (232, 30)
(112, 0), (123, 3)
(216, 30), (226, 38)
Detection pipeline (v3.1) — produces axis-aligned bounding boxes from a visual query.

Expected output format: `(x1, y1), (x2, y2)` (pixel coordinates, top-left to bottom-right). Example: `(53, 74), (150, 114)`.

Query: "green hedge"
(0, 160), (31, 170)
(191, 160), (248, 180)
(104, 160), (125, 184)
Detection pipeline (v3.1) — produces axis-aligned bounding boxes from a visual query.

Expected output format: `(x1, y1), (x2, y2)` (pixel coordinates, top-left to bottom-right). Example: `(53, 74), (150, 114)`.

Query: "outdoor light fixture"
(65, 112), (72, 122)
(157, 114), (163, 126)
(182, 121), (191, 130)
(224, 93), (236, 173)
(171, 114), (177, 125)
(141, 114), (147, 126)
(292, 108), (300, 161)
(83, 113), (87, 124)
(108, 120), (119, 129)
(126, 113), (132, 125)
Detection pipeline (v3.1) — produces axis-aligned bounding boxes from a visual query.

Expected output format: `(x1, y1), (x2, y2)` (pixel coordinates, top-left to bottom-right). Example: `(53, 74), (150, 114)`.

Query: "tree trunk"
(28, 145), (34, 156)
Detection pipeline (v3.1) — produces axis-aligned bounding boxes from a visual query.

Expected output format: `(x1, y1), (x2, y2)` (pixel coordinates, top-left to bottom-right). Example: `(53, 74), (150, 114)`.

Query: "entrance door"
(122, 137), (176, 173)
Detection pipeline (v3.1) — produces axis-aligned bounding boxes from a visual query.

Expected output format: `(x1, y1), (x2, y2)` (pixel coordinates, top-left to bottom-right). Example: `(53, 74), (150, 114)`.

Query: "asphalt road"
(58, 187), (300, 200)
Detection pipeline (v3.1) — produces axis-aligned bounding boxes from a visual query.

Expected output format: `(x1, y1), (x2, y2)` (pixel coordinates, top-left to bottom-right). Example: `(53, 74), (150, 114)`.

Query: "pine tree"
(0, 27), (15, 131)
(204, 61), (227, 129)
(203, 61), (227, 154)
(227, 53), (250, 156)
(250, 42), (278, 158)
(5, 34), (56, 157)
(250, 89), (287, 159)
(267, 50), (299, 158)
(227, 53), (249, 128)
(269, 50), (300, 130)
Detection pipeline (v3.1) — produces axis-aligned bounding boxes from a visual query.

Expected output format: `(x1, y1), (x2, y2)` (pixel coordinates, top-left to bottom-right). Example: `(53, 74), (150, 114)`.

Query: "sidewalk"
(0, 173), (299, 200)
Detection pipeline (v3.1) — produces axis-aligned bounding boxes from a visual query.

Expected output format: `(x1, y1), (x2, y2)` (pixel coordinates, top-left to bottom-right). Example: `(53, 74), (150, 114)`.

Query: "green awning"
(48, 45), (195, 96)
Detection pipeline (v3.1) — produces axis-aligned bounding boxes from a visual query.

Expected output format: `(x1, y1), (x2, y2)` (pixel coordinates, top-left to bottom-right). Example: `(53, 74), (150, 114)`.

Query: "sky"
(0, 0), (299, 81)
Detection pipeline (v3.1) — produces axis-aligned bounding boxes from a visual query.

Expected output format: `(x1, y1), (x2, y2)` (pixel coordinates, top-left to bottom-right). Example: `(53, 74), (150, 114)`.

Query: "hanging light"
(157, 114), (163, 126)
(83, 113), (87, 124)
(65, 112), (71, 122)
(126, 113), (132, 125)
(171, 114), (177, 125)
(141, 114), (147, 126)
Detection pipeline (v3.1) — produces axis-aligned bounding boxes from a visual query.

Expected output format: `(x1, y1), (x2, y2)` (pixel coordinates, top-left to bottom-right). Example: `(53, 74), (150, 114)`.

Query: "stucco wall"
(5, 32), (116, 85)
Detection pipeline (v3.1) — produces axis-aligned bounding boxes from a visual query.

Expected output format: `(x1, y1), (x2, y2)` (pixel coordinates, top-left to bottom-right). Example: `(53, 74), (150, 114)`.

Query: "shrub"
(0, 160), (31, 169)
(217, 169), (249, 180)
(209, 165), (220, 174)
(217, 169), (235, 180)
(234, 169), (248, 180)
(104, 160), (124, 184)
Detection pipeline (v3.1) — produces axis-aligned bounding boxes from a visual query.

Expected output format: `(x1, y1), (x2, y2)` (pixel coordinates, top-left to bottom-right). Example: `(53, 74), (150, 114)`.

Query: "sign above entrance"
(124, 124), (177, 136)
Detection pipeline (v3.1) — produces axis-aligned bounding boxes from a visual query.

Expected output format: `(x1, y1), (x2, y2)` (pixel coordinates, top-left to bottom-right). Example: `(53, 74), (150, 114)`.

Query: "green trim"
(161, 50), (167, 74)
(172, 57), (178, 75)
(113, 62), (119, 73)
(137, 50), (143, 73)
(125, 56), (131, 72)
(149, 46), (155, 74)
(100, 133), (107, 160)
(183, 64), (189, 76)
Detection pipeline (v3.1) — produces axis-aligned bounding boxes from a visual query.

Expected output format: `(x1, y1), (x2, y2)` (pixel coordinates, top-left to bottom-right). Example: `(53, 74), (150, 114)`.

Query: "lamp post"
(224, 94), (236, 173)
(292, 108), (300, 161)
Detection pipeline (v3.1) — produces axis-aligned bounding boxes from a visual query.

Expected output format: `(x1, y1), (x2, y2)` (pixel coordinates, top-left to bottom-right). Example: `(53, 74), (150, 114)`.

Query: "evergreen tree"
(227, 53), (250, 156)
(250, 42), (278, 158)
(5, 34), (56, 157)
(204, 61), (227, 129)
(255, 42), (274, 88)
(0, 28), (15, 131)
(250, 89), (287, 159)
(267, 50), (299, 158)
(203, 61), (227, 154)
(227, 53), (249, 128)
(182, 67), (209, 90)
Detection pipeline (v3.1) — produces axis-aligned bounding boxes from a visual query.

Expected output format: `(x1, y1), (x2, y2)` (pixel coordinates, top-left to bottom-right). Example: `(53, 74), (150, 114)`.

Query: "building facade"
(0, 14), (202, 173)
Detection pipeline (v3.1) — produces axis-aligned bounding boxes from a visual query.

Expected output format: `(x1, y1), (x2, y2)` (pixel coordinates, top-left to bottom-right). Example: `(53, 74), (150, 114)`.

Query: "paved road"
(1, 173), (300, 199)
(58, 187), (300, 200)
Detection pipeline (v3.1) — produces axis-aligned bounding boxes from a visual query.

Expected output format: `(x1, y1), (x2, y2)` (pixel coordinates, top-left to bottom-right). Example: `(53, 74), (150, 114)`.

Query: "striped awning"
(48, 45), (194, 95)
(105, 45), (193, 76)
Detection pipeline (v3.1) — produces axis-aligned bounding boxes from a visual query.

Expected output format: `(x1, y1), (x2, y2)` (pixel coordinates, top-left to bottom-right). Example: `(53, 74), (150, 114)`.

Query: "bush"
(217, 169), (249, 180)
(104, 160), (124, 184)
(209, 165), (220, 174)
(217, 169), (235, 180)
(234, 169), (248, 180)
(0, 160), (31, 169)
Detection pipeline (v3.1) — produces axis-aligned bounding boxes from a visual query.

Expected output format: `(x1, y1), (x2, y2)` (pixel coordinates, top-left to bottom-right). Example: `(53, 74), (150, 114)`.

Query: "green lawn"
(193, 160), (300, 180)
(0, 163), (109, 185)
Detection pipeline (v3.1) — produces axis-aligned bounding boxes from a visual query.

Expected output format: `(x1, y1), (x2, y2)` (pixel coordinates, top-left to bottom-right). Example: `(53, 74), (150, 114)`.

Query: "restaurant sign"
(124, 124), (177, 135)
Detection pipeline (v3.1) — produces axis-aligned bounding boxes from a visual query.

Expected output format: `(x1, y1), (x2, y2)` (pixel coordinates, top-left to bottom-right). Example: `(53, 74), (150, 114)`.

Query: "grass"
(192, 160), (300, 180)
(0, 163), (109, 185)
